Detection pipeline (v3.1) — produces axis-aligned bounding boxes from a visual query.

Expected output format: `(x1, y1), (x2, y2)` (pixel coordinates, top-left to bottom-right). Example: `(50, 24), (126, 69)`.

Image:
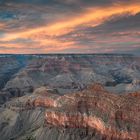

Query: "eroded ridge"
(27, 84), (140, 140)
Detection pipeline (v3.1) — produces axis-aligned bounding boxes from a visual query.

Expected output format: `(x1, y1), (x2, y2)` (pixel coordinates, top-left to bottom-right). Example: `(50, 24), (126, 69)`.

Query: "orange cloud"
(0, 1), (140, 53)
(1, 2), (140, 40)
(0, 38), (76, 54)
(0, 23), (5, 28)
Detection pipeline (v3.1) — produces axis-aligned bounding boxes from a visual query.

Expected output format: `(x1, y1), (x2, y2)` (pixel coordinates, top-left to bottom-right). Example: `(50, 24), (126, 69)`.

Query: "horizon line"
(0, 53), (137, 56)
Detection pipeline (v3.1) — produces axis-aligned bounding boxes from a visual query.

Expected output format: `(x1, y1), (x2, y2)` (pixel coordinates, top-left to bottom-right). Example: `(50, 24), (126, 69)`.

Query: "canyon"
(0, 54), (140, 140)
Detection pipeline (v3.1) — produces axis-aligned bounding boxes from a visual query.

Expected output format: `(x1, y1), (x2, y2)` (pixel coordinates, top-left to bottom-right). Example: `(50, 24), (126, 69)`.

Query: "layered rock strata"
(29, 84), (140, 140)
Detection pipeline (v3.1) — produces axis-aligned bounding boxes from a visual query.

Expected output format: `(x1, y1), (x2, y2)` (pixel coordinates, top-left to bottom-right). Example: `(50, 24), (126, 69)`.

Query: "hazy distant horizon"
(0, 53), (138, 56)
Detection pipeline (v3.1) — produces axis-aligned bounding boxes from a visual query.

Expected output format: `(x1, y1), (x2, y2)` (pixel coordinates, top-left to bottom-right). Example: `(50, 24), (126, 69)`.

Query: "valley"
(0, 54), (140, 140)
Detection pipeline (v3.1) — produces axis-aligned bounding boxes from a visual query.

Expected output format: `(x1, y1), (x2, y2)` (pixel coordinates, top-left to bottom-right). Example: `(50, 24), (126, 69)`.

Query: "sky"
(0, 0), (140, 54)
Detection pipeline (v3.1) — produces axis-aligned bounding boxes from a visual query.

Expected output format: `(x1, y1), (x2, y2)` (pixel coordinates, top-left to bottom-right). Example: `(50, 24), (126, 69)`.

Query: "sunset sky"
(0, 0), (140, 54)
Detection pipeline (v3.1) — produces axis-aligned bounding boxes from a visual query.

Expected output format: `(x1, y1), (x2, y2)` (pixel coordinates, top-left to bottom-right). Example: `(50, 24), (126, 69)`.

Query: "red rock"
(29, 84), (140, 140)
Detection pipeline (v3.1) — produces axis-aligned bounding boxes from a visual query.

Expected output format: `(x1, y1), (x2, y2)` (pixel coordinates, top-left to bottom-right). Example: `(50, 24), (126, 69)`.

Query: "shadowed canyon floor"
(0, 54), (140, 140)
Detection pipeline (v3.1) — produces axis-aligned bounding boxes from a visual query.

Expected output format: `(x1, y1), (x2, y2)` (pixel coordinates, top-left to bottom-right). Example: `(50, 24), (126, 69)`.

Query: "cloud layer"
(0, 0), (140, 54)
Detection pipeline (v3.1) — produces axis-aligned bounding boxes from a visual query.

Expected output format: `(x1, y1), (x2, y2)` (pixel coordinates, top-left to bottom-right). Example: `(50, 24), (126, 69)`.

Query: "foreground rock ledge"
(31, 84), (140, 140)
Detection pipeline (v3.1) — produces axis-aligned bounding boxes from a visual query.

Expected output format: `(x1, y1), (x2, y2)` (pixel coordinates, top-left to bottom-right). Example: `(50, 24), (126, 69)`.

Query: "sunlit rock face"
(0, 83), (140, 140)
(32, 87), (59, 108)
(26, 84), (140, 140)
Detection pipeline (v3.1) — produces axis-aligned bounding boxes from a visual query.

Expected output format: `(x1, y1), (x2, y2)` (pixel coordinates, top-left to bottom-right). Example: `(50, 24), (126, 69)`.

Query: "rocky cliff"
(19, 84), (139, 140)
(0, 83), (140, 140)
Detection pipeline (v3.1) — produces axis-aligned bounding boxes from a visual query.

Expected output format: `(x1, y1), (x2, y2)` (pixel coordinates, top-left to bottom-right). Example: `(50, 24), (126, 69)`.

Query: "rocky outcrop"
(29, 84), (140, 140)
(46, 112), (139, 140)
(0, 84), (140, 140)
(33, 87), (59, 108)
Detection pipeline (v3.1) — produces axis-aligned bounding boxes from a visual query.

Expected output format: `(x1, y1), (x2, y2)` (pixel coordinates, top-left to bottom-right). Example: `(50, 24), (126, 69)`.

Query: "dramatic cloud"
(0, 0), (140, 54)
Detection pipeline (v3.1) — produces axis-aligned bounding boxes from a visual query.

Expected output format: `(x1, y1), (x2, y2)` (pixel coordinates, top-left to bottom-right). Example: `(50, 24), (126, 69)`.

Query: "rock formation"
(0, 54), (140, 140)
(4, 54), (140, 94)
(23, 84), (140, 140)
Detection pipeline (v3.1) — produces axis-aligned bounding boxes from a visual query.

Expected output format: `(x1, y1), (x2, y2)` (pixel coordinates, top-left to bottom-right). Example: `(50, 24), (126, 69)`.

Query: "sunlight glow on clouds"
(0, 0), (140, 54)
